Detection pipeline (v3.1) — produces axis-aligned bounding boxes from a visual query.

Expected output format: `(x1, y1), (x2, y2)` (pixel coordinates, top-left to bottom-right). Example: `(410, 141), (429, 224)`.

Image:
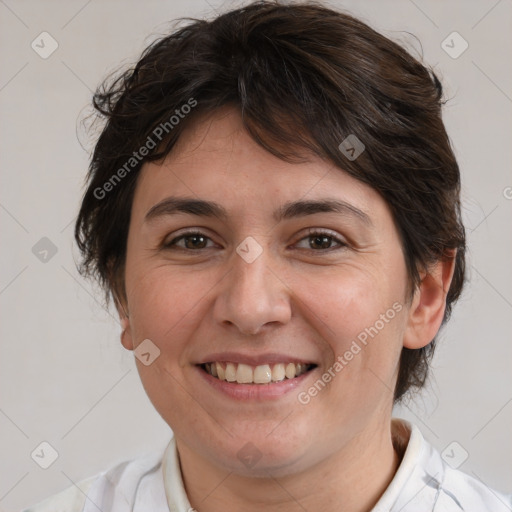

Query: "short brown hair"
(75, 0), (466, 402)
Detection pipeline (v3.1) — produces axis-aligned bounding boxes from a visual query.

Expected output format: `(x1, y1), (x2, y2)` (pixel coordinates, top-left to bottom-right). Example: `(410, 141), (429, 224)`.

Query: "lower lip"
(195, 365), (315, 401)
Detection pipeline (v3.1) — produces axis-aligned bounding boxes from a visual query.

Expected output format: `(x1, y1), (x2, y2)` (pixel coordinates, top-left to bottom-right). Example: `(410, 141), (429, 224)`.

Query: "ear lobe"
(120, 316), (134, 351)
(113, 293), (134, 351)
(403, 250), (457, 350)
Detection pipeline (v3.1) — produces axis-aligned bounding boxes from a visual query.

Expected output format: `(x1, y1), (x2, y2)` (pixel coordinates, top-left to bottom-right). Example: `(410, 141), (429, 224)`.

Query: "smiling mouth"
(200, 362), (317, 384)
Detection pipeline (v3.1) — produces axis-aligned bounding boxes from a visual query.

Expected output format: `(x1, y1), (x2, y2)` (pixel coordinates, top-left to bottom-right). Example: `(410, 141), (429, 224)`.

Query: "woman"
(22, 1), (511, 511)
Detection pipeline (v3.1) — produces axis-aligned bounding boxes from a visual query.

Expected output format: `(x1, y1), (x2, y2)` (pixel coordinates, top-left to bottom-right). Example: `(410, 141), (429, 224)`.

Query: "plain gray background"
(1, 1), (511, 510)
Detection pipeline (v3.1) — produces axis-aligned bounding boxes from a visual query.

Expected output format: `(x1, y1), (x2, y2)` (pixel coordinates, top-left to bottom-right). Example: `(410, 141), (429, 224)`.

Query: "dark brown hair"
(75, 0), (466, 402)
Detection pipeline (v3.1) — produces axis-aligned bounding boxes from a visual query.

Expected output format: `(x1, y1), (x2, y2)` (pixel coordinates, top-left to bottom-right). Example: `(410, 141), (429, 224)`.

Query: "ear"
(114, 292), (134, 351)
(403, 250), (457, 349)
(119, 316), (134, 351)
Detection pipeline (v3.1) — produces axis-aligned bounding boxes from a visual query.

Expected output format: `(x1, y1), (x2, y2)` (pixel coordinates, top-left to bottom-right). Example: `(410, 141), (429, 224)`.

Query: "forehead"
(131, 107), (391, 227)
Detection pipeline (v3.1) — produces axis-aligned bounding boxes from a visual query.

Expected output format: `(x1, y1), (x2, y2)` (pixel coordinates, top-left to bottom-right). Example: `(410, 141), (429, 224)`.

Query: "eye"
(163, 229), (347, 252)
(164, 231), (216, 250)
(294, 229), (347, 251)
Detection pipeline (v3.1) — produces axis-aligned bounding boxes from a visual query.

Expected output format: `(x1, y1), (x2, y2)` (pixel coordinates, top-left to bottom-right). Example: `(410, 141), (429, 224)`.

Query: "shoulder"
(20, 475), (97, 512)
(382, 419), (512, 512)
(438, 464), (512, 511)
(20, 448), (166, 512)
(412, 426), (512, 511)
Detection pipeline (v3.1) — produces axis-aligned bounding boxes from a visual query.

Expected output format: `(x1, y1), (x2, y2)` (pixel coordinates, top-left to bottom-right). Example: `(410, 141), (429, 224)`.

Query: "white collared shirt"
(21, 419), (512, 512)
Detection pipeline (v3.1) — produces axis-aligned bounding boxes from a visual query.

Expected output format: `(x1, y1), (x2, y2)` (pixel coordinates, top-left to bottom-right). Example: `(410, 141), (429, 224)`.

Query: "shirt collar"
(370, 418), (433, 511)
(162, 436), (194, 512)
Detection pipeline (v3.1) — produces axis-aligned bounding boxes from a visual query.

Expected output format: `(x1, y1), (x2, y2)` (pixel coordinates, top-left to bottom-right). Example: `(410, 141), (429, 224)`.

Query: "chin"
(203, 422), (315, 477)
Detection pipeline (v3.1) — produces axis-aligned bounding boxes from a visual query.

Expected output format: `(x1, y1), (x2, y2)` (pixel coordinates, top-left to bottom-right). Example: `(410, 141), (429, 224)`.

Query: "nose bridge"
(214, 237), (291, 335)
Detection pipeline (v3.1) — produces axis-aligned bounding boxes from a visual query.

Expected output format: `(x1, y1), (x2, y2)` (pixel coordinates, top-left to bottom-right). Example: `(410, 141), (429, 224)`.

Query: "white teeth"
(216, 362), (225, 380)
(204, 361), (312, 384)
(236, 363), (253, 384)
(271, 363), (286, 382)
(285, 363), (296, 379)
(254, 364), (272, 384)
(225, 362), (237, 382)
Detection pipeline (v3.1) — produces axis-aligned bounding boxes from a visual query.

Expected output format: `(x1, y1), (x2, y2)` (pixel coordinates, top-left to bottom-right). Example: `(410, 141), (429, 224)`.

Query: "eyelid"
(302, 227), (344, 240)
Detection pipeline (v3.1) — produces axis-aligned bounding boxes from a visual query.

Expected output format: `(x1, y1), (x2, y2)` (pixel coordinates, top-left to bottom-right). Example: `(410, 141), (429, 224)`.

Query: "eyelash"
(163, 228), (347, 253)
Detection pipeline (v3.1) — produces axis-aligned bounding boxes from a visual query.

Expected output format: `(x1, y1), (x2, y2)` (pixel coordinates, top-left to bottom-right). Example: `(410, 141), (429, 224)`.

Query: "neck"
(175, 418), (402, 512)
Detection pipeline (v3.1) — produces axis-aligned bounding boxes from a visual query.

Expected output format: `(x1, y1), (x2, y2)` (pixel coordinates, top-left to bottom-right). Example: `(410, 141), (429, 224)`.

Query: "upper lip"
(196, 352), (317, 366)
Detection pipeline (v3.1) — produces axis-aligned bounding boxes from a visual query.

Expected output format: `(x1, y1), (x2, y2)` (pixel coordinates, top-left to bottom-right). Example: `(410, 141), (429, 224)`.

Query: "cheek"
(124, 266), (214, 425)
(293, 264), (399, 346)
(125, 265), (210, 359)
(293, 266), (406, 399)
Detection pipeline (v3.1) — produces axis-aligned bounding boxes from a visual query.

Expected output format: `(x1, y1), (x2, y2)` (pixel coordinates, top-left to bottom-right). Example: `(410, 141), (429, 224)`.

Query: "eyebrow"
(144, 196), (372, 226)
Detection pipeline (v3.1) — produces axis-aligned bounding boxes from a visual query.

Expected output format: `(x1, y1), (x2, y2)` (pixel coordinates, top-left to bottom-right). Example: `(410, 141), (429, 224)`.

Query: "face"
(121, 107), (412, 476)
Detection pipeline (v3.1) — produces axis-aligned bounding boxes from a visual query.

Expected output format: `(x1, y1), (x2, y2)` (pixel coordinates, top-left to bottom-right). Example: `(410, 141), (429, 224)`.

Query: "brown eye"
(295, 230), (347, 251)
(164, 231), (214, 250)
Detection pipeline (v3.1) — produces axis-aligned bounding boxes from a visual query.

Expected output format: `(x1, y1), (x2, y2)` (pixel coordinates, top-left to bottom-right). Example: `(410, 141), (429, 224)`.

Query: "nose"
(212, 242), (292, 336)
